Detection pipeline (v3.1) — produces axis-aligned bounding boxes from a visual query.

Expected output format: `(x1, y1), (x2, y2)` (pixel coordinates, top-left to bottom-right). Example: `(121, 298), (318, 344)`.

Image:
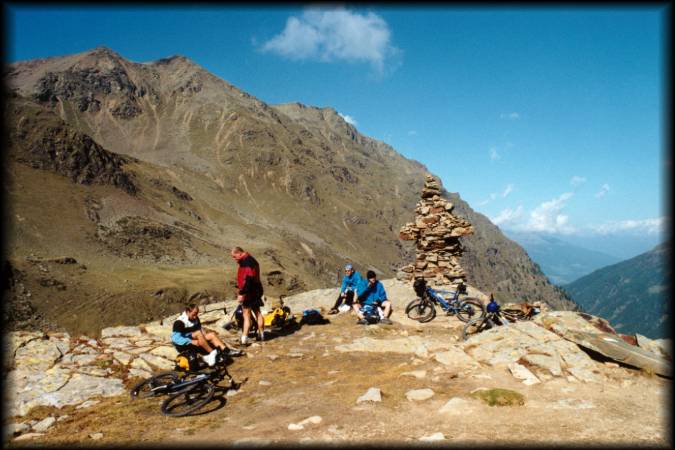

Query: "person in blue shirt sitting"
(353, 270), (393, 325)
(328, 263), (363, 315)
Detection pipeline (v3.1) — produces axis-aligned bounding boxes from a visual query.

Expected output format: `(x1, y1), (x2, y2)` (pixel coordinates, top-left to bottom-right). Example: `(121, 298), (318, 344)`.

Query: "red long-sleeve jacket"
(236, 253), (263, 301)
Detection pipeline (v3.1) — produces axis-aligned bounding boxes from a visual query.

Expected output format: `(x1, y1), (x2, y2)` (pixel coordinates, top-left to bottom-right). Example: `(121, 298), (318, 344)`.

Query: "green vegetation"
(470, 388), (525, 407)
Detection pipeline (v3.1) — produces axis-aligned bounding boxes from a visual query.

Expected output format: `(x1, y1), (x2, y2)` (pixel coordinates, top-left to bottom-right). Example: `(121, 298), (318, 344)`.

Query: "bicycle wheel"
(456, 298), (486, 323)
(462, 317), (493, 341)
(160, 382), (215, 417)
(130, 371), (179, 400)
(405, 298), (436, 323)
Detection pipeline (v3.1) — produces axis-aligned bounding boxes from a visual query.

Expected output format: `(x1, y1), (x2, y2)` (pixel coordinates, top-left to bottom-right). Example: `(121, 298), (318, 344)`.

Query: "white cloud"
(489, 147), (500, 161)
(489, 192), (497, 200)
(595, 183), (610, 198)
(500, 112), (520, 120)
(260, 8), (400, 74)
(522, 192), (576, 234)
(570, 176), (587, 188)
(587, 217), (666, 235)
(491, 206), (524, 226)
(338, 112), (357, 126)
(502, 183), (514, 198)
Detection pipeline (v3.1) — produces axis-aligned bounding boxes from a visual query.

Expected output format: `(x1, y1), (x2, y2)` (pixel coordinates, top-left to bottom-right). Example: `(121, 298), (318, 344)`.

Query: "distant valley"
(504, 231), (622, 285)
(563, 242), (670, 339)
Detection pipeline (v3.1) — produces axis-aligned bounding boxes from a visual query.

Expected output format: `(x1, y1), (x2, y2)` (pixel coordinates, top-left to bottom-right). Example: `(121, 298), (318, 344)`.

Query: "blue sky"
(6, 5), (668, 250)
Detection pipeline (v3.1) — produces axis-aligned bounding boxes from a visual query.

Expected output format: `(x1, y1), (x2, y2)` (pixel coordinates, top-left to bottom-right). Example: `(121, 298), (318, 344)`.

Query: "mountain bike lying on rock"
(462, 294), (540, 341)
(405, 278), (485, 323)
(130, 347), (239, 417)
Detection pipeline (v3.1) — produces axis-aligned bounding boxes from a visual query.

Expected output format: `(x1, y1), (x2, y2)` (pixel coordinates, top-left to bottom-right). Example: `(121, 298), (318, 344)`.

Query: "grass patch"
(470, 388), (525, 407)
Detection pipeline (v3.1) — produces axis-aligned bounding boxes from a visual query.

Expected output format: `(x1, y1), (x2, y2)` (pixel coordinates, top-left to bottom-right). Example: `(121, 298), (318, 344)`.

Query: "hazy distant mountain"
(570, 233), (663, 261)
(564, 242), (670, 339)
(504, 231), (622, 285)
(4, 46), (576, 334)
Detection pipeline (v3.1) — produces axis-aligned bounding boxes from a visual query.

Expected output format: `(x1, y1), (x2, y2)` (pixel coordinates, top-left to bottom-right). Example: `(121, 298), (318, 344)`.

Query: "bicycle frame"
(425, 287), (461, 312)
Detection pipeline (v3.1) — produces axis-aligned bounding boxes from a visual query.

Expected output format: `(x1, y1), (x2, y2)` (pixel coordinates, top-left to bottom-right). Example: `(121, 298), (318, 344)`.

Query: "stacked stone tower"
(397, 174), (474, 285)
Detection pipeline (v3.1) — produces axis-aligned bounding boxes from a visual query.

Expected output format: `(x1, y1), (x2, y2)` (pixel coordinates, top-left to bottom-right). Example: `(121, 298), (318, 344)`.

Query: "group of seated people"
(329, 264), (393, 325)
(171, 264), (394, 367)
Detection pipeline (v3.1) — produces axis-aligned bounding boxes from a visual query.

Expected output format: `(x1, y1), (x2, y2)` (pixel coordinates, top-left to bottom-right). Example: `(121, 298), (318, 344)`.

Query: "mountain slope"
(5, 46), (576, 334)
(504, 231), (621, 285)
(564, 242), (670, 338)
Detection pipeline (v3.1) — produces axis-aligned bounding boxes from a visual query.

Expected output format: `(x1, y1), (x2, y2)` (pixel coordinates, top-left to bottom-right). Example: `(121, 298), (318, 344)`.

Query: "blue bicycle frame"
(425, 287), (460, 311)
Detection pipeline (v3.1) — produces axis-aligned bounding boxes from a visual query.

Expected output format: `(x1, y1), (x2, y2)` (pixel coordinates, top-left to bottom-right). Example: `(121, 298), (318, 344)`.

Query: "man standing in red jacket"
(231, 246), (265, 345)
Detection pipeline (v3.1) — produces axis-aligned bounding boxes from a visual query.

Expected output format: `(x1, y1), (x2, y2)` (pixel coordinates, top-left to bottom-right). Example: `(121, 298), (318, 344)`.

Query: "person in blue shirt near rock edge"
(328, 263), (363, 314)
(353, 270), (393, 325)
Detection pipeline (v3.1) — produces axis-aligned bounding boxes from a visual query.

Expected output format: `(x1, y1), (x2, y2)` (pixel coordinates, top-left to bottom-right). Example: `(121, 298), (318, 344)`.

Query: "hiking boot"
(203, 349), (218, 367)
(380, 318), (393, 325)
(328, 308), (338, 315)
(227, 348), (244, 357)
(240, 335), (250, 346)
(357, 318), (368, 325)
(256, 331), (265, 342)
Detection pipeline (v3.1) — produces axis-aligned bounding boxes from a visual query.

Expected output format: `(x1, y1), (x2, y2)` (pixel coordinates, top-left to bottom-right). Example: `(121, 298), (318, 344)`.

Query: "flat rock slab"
(101, 326), (142, 338)
(9, 370), (124, 417)
(406, 388), (435, 401)
(150, 346), (178, 360)
(139, 353), (174, 370)
(336, 336), (451, 357)
(357, 388), (382, 403)
(438, 397), (471, 414)
(434, 347), (480, 369)
(32, 416), (56, 432)
(462, 320), (600, 382)
(419, 432), (446, 441)
(14, 339), (63, 371)
(508, 363), (540, 385)
(400, 370), (427, 379)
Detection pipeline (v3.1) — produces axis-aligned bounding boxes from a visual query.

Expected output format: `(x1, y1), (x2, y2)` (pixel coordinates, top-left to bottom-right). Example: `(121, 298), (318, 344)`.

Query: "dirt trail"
(10, 311), (670, 447)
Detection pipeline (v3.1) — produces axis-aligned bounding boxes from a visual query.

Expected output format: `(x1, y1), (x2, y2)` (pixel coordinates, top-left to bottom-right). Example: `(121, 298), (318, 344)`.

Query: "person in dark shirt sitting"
(172, 304), (234, 366)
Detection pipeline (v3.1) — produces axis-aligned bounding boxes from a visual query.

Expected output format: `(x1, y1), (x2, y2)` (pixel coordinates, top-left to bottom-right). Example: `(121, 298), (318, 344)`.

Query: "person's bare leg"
(204, 331), (226, 351)
(242, 305), (251, 342)
(353, 303), (364, 319)
(192, 332), (214, 353)
(255, 308), (265, 335)
(382, 301), (392, 318)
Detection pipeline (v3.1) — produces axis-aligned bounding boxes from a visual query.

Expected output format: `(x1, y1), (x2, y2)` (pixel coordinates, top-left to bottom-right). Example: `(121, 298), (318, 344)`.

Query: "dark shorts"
(242, 296), (264, 310)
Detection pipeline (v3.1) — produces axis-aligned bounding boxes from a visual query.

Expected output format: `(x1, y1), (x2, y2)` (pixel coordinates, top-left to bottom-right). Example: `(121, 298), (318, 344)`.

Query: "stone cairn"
(397, 174), (474, 285)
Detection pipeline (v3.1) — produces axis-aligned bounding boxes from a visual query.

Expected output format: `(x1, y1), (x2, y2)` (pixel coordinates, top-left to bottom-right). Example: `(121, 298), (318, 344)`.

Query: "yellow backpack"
(262, 296), (292, 329)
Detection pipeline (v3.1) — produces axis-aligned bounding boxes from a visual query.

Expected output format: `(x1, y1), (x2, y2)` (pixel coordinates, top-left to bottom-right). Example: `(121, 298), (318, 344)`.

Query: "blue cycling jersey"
(357, 279), (388, 306)
(341, 271), (364, 294)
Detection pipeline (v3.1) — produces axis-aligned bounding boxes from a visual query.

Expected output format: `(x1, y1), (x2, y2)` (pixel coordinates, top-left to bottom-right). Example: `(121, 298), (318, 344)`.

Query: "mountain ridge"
(564, 242), (670, 338)
(5, 46), (576, 335)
